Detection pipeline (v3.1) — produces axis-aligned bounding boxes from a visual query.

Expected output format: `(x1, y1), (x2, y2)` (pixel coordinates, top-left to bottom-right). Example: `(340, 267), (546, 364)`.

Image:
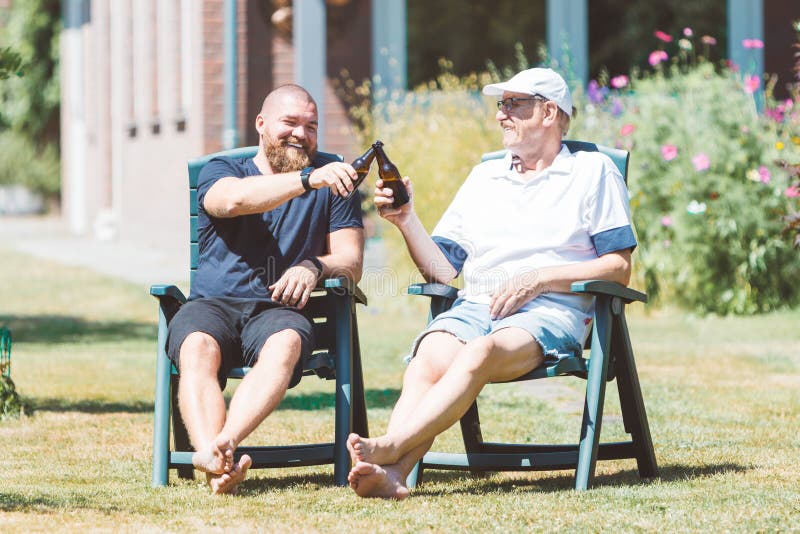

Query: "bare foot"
(348, 461), (410, 500)
(192, 436), (235, 474)
(347, 433), (396, 466)
(207, 454), (252, 495)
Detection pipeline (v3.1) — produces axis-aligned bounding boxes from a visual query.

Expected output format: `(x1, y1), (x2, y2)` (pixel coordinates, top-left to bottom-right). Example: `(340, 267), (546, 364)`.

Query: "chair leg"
(332, 294), (355, 487)
(406, 460), (423, 489)
(350, 314), (369, 438)
(613, 313), (658, 479)
(152, 315), (172, 487)
(171, 375), (194, 480)
(576, 297), (613, 491)
(459, 400), (487, 478)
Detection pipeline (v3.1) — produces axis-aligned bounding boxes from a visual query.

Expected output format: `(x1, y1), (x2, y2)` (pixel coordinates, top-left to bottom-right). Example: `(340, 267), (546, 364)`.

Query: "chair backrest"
(187, 146), (344, 361)
(480, 140), (630, 184)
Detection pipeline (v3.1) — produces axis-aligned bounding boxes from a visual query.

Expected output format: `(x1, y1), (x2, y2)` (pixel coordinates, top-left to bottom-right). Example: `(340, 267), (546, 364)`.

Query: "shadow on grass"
(0, 492), (74, 512)
(29, 397), (154, 414)
(0, 314), (155, 344)
(411, 461), (751, 496)
(278, 388), (401, 411)
(237, 471), (337, 494)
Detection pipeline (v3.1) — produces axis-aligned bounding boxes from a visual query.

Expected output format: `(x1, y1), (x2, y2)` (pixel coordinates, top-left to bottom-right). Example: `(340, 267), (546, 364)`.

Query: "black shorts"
(166, 297), (314, 389)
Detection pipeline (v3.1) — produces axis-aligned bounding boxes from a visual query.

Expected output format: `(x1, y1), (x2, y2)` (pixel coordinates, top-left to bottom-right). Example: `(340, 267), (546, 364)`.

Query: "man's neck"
(512, 141), (562, 177)
(252, 151), (275, 176)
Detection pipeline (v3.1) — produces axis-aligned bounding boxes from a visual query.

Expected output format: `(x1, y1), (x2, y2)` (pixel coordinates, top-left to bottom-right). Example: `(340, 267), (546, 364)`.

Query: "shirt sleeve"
(329, 189), (364, 231)
(197, 157), (239, 213)
(586, 156), (638, 255)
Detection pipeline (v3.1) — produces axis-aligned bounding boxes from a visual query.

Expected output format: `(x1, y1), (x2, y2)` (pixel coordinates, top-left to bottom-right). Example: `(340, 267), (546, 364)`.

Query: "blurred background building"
(1, 0), (798, 257)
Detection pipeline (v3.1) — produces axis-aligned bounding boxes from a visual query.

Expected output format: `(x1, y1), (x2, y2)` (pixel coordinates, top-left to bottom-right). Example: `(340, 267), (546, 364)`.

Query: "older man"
(166, 84), (364, 494)
(347, 68), (636, 499)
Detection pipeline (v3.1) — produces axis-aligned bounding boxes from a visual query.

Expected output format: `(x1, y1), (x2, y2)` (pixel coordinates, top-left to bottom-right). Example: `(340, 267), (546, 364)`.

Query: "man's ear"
(542, 102), (559, 127)
(255, 114), (265, 135)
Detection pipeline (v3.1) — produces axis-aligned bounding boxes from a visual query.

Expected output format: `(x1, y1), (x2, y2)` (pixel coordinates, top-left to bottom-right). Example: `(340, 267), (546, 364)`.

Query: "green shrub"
(0, 130), (60, 200)
(570, 60), (800, 313)
(350, 55), (800, 314)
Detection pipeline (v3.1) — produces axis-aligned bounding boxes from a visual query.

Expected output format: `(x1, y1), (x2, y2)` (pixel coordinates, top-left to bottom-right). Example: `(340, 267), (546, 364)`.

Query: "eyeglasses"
(496, 96), (548, 112)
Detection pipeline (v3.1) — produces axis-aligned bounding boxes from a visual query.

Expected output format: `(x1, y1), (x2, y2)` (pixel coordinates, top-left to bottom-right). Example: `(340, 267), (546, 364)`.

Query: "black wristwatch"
(307, 256), (323, 278)
(300, 166), (315, 192)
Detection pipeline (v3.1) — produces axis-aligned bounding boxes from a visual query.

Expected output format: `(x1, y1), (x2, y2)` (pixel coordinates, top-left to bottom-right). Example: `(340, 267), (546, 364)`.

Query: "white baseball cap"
(482, 67), (573, 116)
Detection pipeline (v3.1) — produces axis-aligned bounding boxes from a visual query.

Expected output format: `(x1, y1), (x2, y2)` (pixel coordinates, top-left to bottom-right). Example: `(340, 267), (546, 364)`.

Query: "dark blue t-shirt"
(190, 154), (363, 300)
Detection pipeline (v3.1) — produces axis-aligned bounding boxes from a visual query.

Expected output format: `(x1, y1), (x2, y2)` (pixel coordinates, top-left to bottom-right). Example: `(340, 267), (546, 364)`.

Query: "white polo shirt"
(431, 144), (636, 343)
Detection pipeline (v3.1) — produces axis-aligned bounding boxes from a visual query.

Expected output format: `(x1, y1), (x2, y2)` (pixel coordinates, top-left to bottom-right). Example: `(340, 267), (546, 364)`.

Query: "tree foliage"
(0, 0), (61, 143)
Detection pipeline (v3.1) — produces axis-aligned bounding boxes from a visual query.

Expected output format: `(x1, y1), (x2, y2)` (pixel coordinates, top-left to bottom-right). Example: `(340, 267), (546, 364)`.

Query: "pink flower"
(661, 215), (673, 227)
(683, 27), (693, 37)
(742, 38), (764, 49)
(758, 166), (771, 184)
(701, 35), (717, 45)
(744, 75), (761, 94)
(610, 75), (629, 89)
(785, 186), (800, 198)
(649, 50), (669, 66)
(620, 123), (635, 136)
(654, 30), (673, 43)
(661, 144), (678, 161)
(692, 152), (710, 171)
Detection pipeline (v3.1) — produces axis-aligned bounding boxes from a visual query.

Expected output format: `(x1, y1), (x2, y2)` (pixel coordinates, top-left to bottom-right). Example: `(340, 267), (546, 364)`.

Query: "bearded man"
(166, 84), (364, 494)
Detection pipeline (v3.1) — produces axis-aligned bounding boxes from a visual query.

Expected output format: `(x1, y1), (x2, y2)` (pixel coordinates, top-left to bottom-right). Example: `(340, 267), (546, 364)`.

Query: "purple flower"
(587, 80), (608, 104)
(611, 97), (624, 117)
(661, 215), (673, 227)
(701, 35), (717, 45)
(683, 27), (693, 37)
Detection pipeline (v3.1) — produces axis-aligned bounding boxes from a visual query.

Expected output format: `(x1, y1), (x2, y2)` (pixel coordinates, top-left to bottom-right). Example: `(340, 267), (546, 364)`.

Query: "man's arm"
(268, 227), (365, 308)
(203, 162), (357, 218)
(375, 177), (459, 284)
(320, 227), (365, 282)
(489, 249), (632, 320)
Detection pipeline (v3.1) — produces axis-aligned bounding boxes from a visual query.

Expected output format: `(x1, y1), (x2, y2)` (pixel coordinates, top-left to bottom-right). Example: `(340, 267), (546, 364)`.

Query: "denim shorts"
(408, 298), (583, 363)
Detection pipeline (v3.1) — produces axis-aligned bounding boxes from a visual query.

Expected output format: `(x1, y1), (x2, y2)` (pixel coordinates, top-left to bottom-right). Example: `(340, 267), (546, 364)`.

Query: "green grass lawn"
(0, 246), (798, 532)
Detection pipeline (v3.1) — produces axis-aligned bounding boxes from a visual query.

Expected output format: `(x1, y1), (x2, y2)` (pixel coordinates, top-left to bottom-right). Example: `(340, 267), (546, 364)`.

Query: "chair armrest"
(322, 277), (367, 306)
(570, 280), (647, 304)
(150, 284), (187, 304)
(407, 283), (459, 300)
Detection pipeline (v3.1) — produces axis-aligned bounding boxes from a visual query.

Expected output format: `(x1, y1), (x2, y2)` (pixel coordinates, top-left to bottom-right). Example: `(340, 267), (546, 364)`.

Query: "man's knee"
(457, 336), (496, 374)
(259, 329), (303, 369)
(407, 332), (463, 384)
(179, 332), (223, 373)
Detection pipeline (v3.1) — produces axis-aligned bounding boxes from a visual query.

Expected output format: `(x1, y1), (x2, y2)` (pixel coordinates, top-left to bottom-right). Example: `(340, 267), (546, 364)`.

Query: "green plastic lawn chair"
(150, 146), (369, 487)
(406, 140), (658, 491)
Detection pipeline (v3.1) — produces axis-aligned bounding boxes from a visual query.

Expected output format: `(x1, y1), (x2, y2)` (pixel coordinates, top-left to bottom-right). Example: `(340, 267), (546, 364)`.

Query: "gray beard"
(263, 136), (314, 173)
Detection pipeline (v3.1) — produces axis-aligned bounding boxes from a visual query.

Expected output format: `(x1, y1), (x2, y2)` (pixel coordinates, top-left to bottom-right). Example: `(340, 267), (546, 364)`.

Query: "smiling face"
(256, 88), (319, 173)
(495, 90), (556, 154)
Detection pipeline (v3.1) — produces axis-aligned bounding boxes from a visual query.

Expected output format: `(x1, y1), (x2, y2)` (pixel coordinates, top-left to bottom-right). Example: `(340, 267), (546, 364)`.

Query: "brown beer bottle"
(347, 145), (376, 198)
(372, 140), (410, 208)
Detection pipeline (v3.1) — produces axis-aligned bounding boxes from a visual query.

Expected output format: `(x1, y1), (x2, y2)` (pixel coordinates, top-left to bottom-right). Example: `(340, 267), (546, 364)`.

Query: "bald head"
(260, 84), (317, 117)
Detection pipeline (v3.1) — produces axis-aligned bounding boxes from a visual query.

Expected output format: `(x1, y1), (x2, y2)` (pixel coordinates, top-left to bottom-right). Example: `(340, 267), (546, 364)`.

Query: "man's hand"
(374, 176), (414, 227)
(489, 269), (550, 320)
(309, 162), (357, 197)
(268, 261), (321, 309)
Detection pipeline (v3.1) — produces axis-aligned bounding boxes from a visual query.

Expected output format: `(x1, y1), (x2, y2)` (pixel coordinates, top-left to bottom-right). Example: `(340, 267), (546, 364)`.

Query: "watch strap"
(300, 166), (315, 192)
